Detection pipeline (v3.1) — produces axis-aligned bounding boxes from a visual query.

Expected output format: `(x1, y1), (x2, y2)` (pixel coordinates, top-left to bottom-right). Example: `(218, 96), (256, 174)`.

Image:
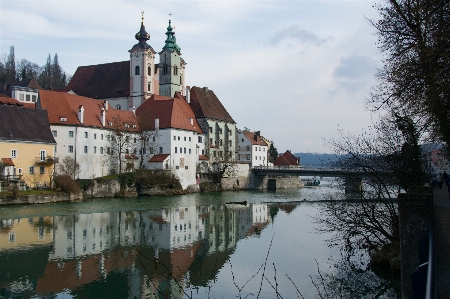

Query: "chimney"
(203, 86), (208, 92)
(185, 86), (190, 103)
(155, 114), (159, 129)
(256, 131), (260, 136)
(78, 105), (84, 124)
(100, 108), (106, 126)
(104, 100), (109, 111)
(254, 134), (258, 141)
(129, 106), (136, 114)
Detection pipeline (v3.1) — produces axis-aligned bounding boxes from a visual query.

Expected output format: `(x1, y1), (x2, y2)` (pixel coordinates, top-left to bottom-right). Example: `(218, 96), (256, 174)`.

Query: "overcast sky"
(0, 0), (382, 153)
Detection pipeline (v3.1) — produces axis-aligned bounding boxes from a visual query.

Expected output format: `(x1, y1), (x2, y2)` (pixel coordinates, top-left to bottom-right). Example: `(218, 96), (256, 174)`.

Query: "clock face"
(133, 50), (141, 58)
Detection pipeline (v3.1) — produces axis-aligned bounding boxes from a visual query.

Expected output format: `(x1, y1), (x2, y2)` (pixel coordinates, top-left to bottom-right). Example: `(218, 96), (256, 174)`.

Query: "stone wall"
(0, 193), (71, 205)
(251, 175), (304, 190)
(82, 179), (121, 198)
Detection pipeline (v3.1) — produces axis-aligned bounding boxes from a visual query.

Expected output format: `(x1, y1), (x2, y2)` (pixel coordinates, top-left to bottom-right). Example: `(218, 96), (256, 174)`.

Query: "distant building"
(0, 79), (42, 107)
(237, 130), (269, 167)
(0, 99), (56, 188)
(274, 150), (300, 167)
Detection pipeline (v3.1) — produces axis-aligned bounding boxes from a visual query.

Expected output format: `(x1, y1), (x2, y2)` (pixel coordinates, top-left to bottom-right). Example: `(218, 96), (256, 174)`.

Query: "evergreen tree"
(5, 46), (16, 82)
(268, 141), (278, 162)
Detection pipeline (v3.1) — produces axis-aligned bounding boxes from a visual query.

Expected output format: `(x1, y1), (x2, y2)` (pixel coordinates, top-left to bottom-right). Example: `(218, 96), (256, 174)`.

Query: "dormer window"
(135, 66), (140, 75)
(108, 121), (112, 126)
(125, 124), (129, 128)
(132, 124), (136, 128)
(60, 117), (67, 122)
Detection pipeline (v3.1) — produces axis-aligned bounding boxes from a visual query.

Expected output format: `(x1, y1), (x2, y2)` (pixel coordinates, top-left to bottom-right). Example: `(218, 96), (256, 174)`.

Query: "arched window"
(173, 66), (178, 75)
(135, 66), (140, 75)
(148, 66), (151, 76)
(115, 104), (121, 110)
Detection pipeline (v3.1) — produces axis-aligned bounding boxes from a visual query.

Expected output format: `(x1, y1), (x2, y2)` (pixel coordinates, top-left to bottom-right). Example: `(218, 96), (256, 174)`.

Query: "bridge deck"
(251, 166), (360, 177)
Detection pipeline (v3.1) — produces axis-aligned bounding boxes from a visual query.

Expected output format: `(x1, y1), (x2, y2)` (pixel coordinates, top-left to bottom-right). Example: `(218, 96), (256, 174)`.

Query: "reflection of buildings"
(0, 203), (271, 298)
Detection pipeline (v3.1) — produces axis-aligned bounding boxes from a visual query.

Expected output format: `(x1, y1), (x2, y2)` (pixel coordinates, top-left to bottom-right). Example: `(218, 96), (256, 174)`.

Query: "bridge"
(251, 166), (359, 177)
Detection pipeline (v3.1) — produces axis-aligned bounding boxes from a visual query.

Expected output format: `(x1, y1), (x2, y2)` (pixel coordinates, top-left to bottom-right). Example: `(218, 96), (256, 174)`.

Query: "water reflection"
(0, 202), (274, 298)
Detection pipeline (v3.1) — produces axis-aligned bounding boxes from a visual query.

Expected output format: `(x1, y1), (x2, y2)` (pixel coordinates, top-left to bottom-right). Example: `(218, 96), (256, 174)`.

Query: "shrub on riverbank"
(134, 169), (183, 194)
(55, 175), (81, 195)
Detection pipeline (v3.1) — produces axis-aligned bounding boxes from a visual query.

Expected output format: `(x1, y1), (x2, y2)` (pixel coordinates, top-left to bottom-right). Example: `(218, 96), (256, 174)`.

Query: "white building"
(37, 90), (139, 179)
(237, 130), (269, 167)
(136, 93), (206, 189)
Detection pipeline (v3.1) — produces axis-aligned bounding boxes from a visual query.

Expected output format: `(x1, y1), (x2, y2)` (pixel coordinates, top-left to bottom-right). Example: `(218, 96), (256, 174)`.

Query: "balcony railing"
(0, 174), (22, 181)
(35, 156), (59, 164)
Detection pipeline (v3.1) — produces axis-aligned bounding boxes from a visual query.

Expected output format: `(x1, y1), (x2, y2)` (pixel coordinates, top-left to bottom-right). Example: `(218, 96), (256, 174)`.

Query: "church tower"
(129, 12), (157, 109)
(159, 20), (186, 97)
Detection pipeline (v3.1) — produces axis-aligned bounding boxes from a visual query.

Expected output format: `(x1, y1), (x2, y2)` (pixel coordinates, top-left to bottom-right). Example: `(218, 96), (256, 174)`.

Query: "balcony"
(35, 156), (59, 164)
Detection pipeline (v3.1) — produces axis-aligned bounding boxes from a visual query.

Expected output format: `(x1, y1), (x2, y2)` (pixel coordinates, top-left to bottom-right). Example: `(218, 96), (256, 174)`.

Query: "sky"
(0, 0), (383, 154)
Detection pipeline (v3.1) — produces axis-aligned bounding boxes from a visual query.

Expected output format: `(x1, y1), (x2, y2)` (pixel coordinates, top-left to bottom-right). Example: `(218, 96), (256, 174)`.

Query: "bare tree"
(135, 114), (160, 169)
(107, 115), (137, 174)
(369, 0), (450, 145)
(58, 156), (81, 179)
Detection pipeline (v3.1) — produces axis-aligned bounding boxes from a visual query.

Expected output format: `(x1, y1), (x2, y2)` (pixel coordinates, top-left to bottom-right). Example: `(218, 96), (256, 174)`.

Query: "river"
(0, 185), (399, 298)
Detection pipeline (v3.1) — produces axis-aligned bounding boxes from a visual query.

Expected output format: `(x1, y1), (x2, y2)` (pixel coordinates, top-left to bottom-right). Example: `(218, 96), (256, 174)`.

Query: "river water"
(0, 186), (399, 298)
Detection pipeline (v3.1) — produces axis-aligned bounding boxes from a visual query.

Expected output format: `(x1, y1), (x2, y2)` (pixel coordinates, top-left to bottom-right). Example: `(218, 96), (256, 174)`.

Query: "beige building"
(0, 98), (56, 189)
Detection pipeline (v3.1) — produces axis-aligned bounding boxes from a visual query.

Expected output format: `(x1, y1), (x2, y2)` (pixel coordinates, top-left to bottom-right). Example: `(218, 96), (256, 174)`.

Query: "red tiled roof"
(1, 158), (14, 166)
(189, 86), (235, 123)
(136, 94), (204, 134)
(242, 131), (268, 146)
(148, 154), (170, 162)
(66, 61), (130, 99)
(274, 150), (300, 166)
(0, 96), (23, 106)
(38, 90), (138, 131)
(199, 155), (209, 160)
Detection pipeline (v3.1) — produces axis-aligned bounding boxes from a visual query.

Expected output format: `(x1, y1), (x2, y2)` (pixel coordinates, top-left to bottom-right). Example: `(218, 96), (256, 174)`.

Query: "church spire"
(135, 11), (150, 45)
(162, 20), (181, 52)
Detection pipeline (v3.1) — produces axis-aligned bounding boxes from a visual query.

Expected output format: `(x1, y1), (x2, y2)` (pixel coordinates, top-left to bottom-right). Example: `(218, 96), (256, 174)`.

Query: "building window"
(229, 140), (232, 146)
(40, 150), (46, 161)
(94, 133), (97, 139)
(29, 166), (34, 174)
(32, 95), (37, 102)
(84, 146), (88, 153)
(210, 138), (213, 145)
(18, 168), (22, 175)
(175, 147), (177, 153)
(40, 166), (45, 174)
(19, 94), (24, 101)
(84, 132), (88, 138)
(229, 130), (232, 136)
(9, 232), (15, 243)
(173, 136), (176, 140)
(185, 166), (188, 169)
(189, 149), (191, 154)
(115, 104), (121, 110)
(148, 66), (151, 76)
(148, 83), (151, 91)
(178, 136), (180, 141)
(69, 131), (74, 137)
(100, 147), (104, 154)
(11, 149), (17, 158)
(101, 134), (103, 140)
(52, 130), (57, 137)
(159, 147), (163, 154)
(198, 136), (202, 143)
(184, 136), (186, 141)
(68, 146), (74, 153)
(26, 94), (30, 101)
(174, 65), (178, 75)
(135, 65), (140, 75)
(184, 147), (186, 154)
(94, 146), (97, 154)
(209, 127), (213, 133)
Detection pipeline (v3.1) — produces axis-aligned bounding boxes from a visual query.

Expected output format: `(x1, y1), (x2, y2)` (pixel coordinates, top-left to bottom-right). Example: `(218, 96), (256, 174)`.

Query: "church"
(66, 13), (187, 111)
